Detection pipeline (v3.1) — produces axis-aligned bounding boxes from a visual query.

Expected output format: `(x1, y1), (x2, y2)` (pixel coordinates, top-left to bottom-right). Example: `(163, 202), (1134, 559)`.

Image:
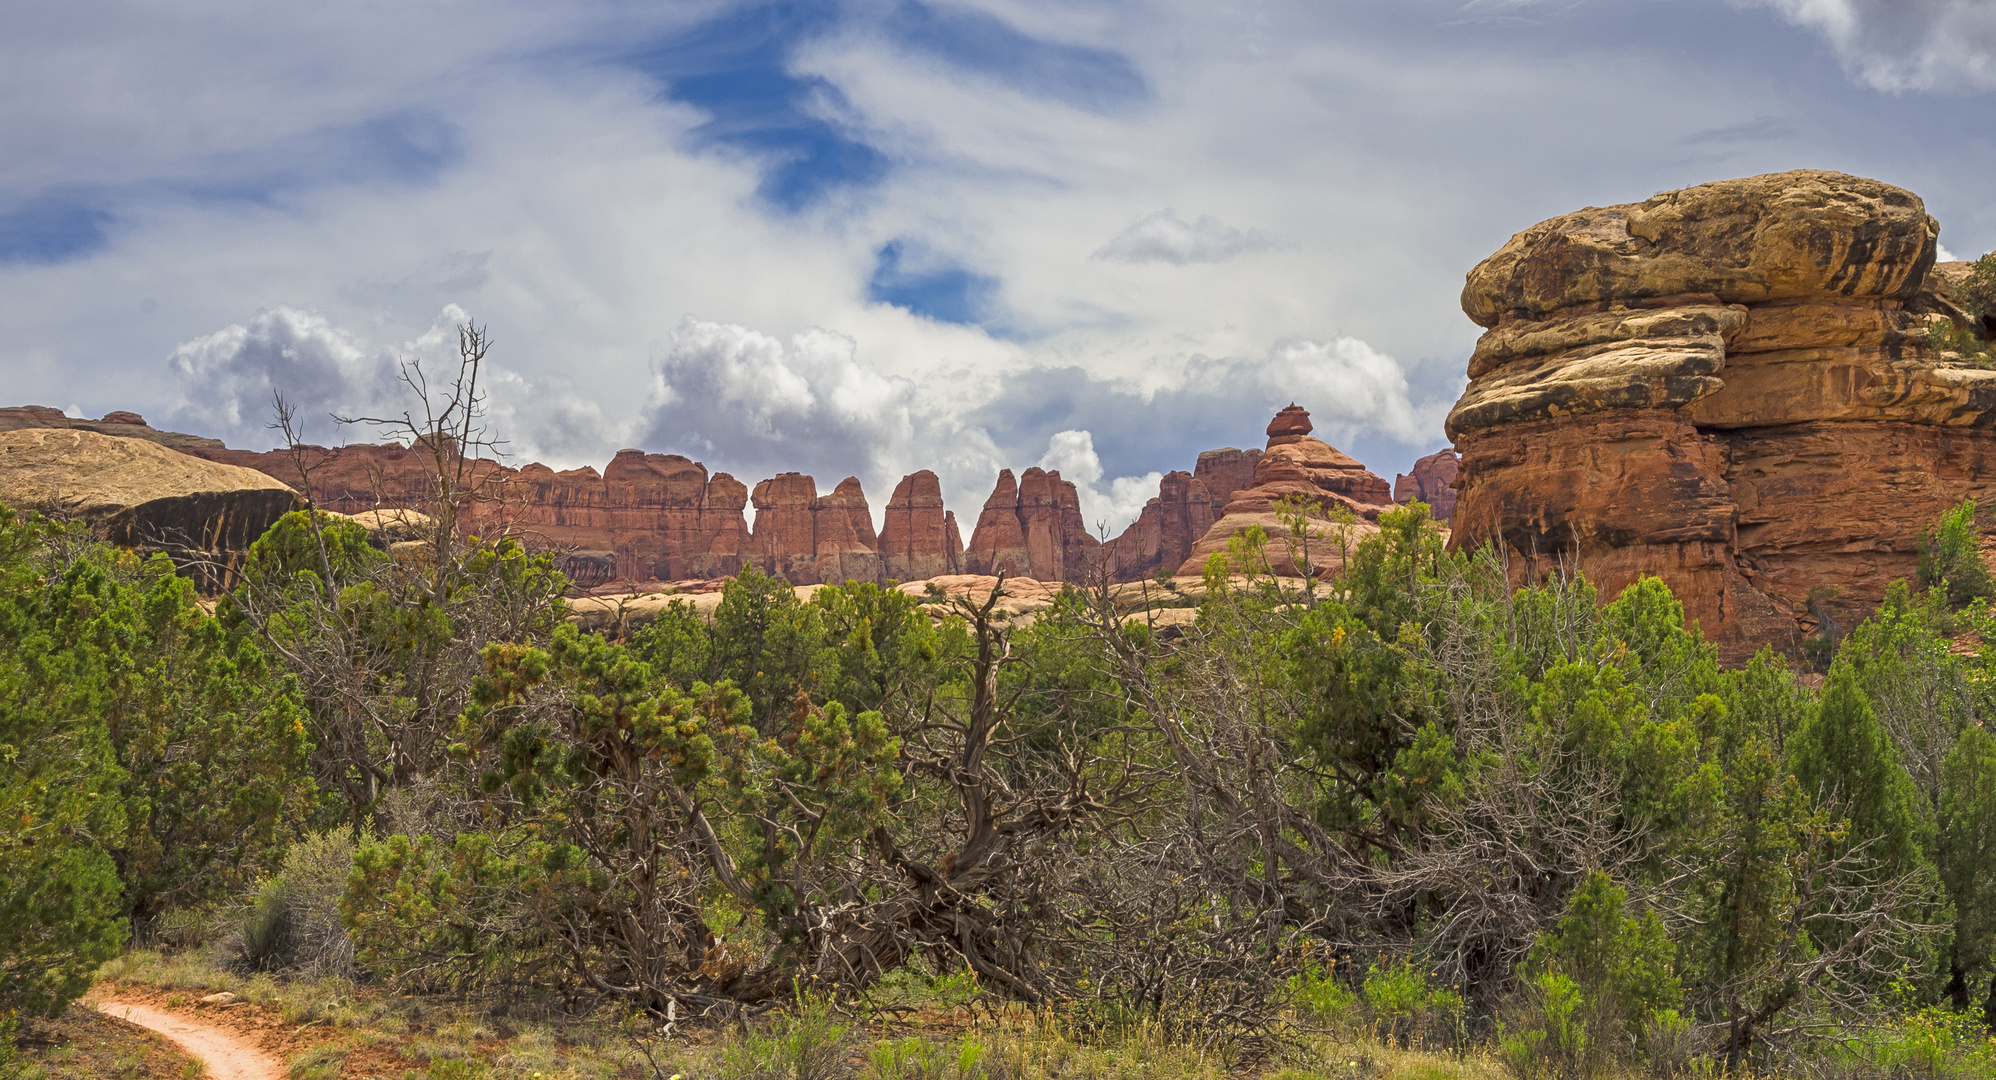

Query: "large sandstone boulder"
(1175, 406), (1397, 577)
(0, 428), (300, 589)
(1447, 169), (1996, 661)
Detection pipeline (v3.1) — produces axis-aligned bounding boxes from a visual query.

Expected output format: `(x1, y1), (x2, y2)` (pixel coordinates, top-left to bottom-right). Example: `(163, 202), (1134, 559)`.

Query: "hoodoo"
(1447, 168), (1996, 661)
(964, 468), (1100, 581)
(1174, 405), (1399, 578)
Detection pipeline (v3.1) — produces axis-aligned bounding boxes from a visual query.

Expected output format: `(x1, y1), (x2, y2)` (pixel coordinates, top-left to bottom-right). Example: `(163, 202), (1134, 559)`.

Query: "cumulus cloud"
(1091, 208), (1276, 265)
(1037, 429), (1163, 536)
(1748, 0), (1996, 91)
(642, 316), (924, 495)
(163, 305), (410, 446)
(1275, 334), (1444, 448)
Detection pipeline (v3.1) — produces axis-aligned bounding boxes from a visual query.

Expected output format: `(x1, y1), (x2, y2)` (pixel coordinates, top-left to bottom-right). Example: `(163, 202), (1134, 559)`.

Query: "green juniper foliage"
(20, 483), (1996, 1078)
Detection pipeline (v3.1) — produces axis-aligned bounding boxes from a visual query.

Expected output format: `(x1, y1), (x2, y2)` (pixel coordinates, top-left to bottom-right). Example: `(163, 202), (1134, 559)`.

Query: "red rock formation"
(811, 477), (883, 586)
(964, 470), (1031, 578)
(964, 468), (1100, 580)
(1447, 168), (1996, 662)
(1176, 407), (1398, 578)
(879, 470), (964, 581)
(746, 474), (885, 586)
(1194, 447), (1261, 504)
(191, 442), (752, 583)
(1394, 449), (1460, 521)
(1102, 470), (1217, 581)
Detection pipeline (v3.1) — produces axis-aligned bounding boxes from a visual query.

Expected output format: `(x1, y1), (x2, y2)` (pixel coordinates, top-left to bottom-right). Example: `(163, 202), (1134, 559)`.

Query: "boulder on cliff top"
(1175, 406), (1396, 578)
(0, 428), (300, 589)
(1461, 169), (1938, 328)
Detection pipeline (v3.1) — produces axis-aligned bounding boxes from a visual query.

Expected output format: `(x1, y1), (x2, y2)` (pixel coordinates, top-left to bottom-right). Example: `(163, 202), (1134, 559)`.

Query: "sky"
(4, 0), (1994, 534)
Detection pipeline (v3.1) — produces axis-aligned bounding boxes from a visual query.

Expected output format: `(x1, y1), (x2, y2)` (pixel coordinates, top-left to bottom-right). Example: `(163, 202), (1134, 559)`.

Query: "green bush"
(1284, 960), (1358, 1027)
(1360, 958), (1461, 1049)
(1918, 498), (1996, 609)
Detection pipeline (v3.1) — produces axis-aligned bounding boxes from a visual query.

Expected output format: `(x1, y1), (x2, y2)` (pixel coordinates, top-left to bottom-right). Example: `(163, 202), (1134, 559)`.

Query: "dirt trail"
(96, 998), (286, 1080)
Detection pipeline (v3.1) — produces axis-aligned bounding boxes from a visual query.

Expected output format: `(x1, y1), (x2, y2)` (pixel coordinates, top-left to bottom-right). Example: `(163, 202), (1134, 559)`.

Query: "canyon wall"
(1447, 168), (1996, 661)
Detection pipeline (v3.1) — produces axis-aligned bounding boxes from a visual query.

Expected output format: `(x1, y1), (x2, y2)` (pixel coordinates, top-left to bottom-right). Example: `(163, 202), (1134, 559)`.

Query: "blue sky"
(3, 0), (1993, 530)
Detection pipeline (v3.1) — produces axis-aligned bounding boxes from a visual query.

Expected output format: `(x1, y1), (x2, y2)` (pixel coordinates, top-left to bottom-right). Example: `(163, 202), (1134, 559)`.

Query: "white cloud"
(1038, 429), (1163, 535)
(1091, 208), (1276, 265)
(1939, 243), (1960, 262)
(163, 305), (404, 446)
(643, 317), (939, 509)
(1266, 335), (1447, 448)
(1748, 0), (1996, 91)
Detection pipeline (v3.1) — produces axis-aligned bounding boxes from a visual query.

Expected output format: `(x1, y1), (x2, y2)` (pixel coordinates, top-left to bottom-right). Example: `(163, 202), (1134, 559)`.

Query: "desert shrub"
(224, 827), (362, 977)
(719, 993), (849, 1080)
(1361, 958), (1461, 1049)
(1284, 960), (1358, 1028)
(1918, 498), (1996, 609)
(0, 510), (131, 1019)
(1502, 872), (1683, 1078)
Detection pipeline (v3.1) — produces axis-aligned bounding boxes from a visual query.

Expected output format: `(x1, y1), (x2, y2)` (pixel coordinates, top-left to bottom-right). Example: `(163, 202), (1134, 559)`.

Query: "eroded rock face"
(1175, 407), (1398, 578)
(0, 428), (301, 589)
(744, 474), (887, 586)
(1447, 168), (1996, 661)
(1394, 449), (1460, 522)
(878, 470), (964, 581)
(193, 443), (753, 583)
(965, 468), (1101, 580)
(1103, 470), (1217, 582)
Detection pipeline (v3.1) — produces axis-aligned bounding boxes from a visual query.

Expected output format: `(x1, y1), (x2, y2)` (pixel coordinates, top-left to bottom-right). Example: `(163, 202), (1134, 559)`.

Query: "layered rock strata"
(1393, 449), (1460, 521)
(964, 468), (1101, 580)
(1175, 406), (1398, 577)
(0, 428), (300, 588)
(1446, 168), (1996, 661)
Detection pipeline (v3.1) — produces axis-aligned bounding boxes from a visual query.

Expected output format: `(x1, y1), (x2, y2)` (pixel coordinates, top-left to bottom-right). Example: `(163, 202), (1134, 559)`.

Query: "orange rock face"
(878, 470), (964, 581)
(1394, 449), (1459, 521)
(965, 468), (1101, 580)
(1174, 407), (1398, 578)
(1447, 168), (1996, 662)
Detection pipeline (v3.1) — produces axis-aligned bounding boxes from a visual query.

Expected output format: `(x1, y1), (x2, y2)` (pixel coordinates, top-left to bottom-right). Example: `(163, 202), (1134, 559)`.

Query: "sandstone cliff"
(964, 468), (1101, 580)
(0, 428), (300, 588)
(877, 470), (964, 581)
(749, 473), (885, 586)
(1446, 168), (1995, 661)
(1102, 470), (1217, 581)
(1174, 406), (1398, 577)
(1394, 449), (1459, 521)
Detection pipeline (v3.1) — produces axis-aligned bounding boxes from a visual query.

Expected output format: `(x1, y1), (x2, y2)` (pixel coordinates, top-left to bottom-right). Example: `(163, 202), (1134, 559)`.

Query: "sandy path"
(96, 999), (286, 1080)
